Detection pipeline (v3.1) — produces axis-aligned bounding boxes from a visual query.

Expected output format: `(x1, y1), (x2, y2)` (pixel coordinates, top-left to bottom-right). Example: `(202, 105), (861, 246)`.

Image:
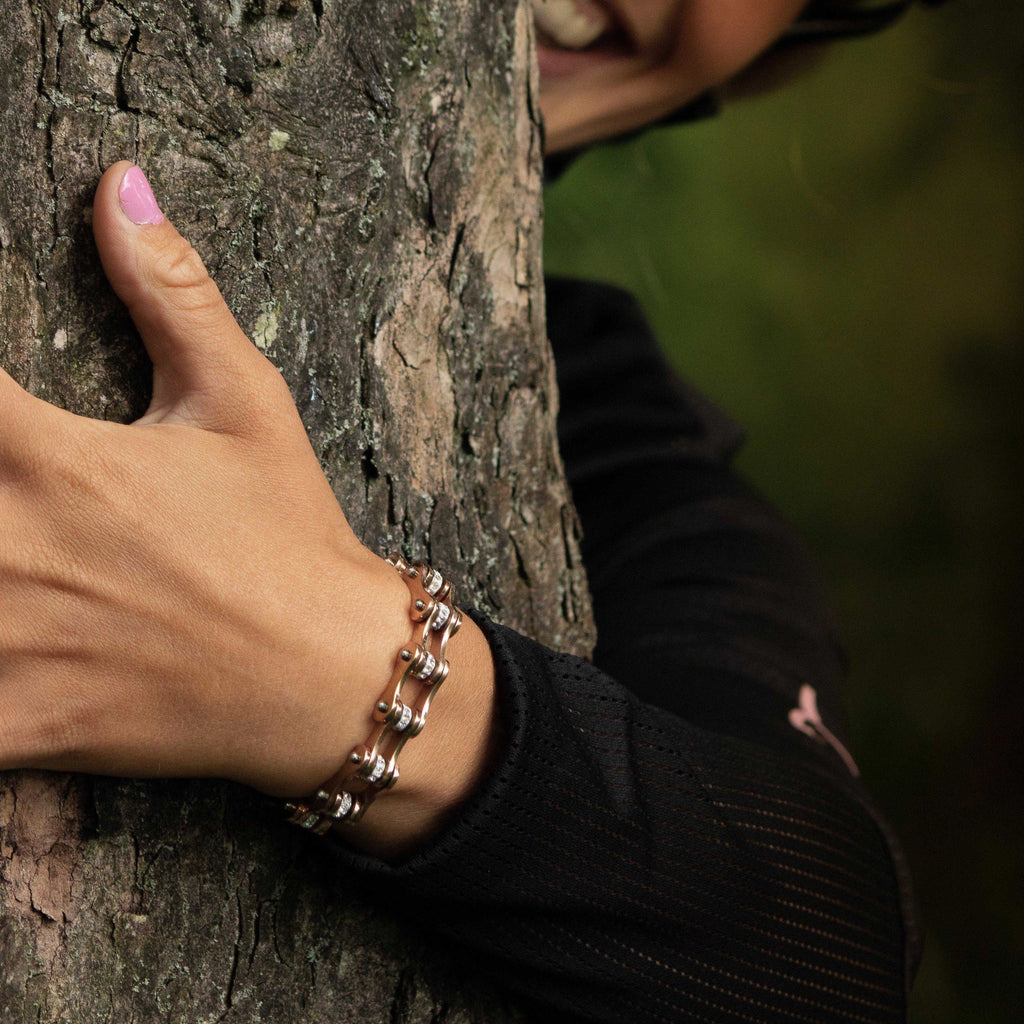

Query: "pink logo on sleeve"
(788, 685), (860, 777)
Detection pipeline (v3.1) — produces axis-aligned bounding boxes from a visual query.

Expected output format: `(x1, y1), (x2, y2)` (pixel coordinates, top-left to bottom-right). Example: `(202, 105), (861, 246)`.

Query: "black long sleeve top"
(328, 279), (920, 1023)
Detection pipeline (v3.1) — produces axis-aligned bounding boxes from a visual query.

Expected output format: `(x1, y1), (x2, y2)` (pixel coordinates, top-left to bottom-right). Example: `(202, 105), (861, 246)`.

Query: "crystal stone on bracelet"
(330, 791), (354, 819)
(422, 569), (442, 595)
(395, 702), (414, 732)
(366, 754), (387, 784)
(431, 601), (451, 630)
(299, 812), (321, 830)
(315, 788), (355, 820)
(415, 651), (437, 680)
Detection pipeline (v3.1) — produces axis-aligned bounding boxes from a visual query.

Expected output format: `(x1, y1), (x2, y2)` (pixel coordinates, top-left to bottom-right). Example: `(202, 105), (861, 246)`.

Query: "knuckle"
(247, 359), (296, 414)
(0, 391), (53, 467)
(16, 681), (95, 764)
(2, 408), (73, 486)
(33, 707), (85, 761)
(147, 237), (218, 308)
(229, 364), (305, 446)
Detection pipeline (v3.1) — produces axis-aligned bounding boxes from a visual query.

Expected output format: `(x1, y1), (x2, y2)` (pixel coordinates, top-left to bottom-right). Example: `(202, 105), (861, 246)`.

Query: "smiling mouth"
(530, 0), (633, 79)
(530, 0), (613, 50)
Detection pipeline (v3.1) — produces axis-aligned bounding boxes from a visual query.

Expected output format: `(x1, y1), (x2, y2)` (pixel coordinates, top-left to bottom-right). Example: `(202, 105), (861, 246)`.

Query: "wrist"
(284, 556), (500, 861)
(349, 613), (499, 860)
(258, 547), (411, 799)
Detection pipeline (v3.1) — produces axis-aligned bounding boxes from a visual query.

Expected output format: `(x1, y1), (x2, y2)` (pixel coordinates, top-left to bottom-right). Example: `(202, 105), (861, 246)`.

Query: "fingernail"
(118, 165), (165, 226)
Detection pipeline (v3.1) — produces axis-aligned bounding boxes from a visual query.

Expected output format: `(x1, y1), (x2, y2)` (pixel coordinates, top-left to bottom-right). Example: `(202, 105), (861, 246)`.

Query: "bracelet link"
(284, 552), (463, 836)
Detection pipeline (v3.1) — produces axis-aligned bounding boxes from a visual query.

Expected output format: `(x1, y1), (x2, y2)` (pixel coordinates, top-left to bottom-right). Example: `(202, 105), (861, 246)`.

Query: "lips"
(529, 0), (614, 51)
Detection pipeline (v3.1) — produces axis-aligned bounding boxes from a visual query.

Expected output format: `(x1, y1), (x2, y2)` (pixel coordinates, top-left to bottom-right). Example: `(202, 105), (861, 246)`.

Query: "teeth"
(530, 0), (612, 51)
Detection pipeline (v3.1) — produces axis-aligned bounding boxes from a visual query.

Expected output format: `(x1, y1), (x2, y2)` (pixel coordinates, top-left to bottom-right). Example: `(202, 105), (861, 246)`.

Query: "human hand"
(0, 162), (445, 812)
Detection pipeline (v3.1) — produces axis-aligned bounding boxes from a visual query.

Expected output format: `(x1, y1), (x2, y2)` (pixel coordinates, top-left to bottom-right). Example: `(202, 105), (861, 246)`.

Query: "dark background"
(544, 3), (1023, 1022)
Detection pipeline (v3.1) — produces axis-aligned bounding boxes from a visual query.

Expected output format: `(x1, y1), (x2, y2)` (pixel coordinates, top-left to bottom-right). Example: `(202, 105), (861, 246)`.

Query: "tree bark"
(0, 1), (594, 1019)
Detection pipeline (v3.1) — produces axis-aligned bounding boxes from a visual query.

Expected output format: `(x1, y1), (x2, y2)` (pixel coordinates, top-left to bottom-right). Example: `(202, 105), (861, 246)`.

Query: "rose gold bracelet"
(284, 553), (462, 835)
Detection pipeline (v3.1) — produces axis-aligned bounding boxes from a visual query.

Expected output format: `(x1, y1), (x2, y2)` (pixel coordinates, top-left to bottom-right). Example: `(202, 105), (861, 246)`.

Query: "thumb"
(92, 161), (271, 430)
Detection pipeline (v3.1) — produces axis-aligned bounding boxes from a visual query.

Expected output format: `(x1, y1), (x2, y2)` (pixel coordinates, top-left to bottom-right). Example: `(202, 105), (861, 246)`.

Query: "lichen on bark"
(0, 0), (593, 1019)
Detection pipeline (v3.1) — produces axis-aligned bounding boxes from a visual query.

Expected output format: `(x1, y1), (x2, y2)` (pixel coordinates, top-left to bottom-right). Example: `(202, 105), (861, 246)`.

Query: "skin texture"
(0, 162), (498, 860)
(1, 6), (807, 860)
(537, 0), (808, 153)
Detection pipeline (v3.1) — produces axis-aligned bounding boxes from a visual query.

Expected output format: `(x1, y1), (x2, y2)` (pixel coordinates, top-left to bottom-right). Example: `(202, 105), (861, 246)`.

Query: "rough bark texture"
(0, 1), (594, 1019)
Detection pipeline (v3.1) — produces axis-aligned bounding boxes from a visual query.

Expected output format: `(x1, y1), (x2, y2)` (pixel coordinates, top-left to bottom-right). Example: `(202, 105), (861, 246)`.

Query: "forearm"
(329, 618), (913, 1024)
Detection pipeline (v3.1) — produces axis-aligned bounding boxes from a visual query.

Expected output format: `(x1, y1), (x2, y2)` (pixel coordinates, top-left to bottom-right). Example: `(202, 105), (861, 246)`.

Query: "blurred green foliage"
(543, 4), (1023, 1022)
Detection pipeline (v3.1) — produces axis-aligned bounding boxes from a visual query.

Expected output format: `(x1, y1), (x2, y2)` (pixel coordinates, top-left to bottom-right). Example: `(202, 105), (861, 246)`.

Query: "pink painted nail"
(118, 165), (164, 226)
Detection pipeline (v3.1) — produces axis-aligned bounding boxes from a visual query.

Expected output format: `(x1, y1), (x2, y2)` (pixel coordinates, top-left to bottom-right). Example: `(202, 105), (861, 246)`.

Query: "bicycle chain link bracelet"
(284, 553), (463, 835)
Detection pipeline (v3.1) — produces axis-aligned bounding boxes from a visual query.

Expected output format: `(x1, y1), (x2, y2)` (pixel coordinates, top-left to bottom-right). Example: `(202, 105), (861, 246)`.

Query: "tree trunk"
(0, 1), (594, 1019)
